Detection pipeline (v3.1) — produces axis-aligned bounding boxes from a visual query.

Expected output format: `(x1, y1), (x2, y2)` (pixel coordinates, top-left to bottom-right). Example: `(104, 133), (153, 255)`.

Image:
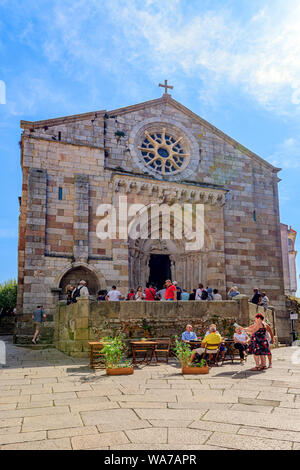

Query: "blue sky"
(0, 0), (299, 294)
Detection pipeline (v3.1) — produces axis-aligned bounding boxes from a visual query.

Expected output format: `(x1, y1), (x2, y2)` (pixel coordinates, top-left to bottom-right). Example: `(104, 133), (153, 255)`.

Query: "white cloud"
(4, 0), (300, 115)
(269, 137), (300, 169)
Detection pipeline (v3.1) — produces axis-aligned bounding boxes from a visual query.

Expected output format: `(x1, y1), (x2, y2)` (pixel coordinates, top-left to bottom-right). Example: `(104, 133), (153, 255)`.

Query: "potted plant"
(101, 335), (134, 376)
(174, 337), (209, 375)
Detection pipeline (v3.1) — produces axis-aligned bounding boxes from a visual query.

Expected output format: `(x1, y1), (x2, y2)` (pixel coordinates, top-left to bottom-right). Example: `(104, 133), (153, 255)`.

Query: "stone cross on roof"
(159, 80), (173, 95)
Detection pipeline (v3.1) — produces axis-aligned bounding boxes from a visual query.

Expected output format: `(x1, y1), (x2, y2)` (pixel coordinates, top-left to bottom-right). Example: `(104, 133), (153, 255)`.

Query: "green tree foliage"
(0, 279), (17, 314)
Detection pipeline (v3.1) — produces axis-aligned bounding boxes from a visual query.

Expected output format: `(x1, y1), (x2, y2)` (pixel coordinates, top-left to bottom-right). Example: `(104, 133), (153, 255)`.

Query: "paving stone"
(168, 402), (232, 410)
(76, 389), (122, 398)
(70, 401), (120, 413)
(0, 417), (23, 428)
(97, 420), (152, 433)
(238, 426), (300, 443)
(22, 413), (82, 432)
(126, 428), (167, 444)
(189, 420), (240, 433)
(48, 425), (98, 439)
(51, 383), (92, 393)
(203, 409), (300, 432)
(0, 430), (46, 445)
(168, 427), (212, 445)
(81, 408), (141, 427)
(71, 431), (129, 449)
(238, 397), (280, 407)
(110, 443), (228, 450)
(257, 391), (295, 402)
(0, 405), (70, 419)
(0, 426), (21, 434)
(31, 392), (77, 402)
(149, 420), (193, 428)
(230, 404), (273, 413)
(119, 402), (167, 409)
(1, 437), (72, 450)
(206, 431), (292, 450)
(135, 409), (207, 421)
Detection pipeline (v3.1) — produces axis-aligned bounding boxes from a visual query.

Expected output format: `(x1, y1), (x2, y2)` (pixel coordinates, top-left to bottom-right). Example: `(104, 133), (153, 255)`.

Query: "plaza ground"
(0, 336), (300, 450)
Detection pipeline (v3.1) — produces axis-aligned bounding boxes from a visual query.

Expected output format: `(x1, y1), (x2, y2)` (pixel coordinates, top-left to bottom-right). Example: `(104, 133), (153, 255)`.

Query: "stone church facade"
(17, 90), (288, 339)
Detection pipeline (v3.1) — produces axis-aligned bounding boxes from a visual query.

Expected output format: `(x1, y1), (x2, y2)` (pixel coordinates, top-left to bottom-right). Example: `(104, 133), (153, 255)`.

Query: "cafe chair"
(203, 343), (221, 367)
(153, 338), (171, 364)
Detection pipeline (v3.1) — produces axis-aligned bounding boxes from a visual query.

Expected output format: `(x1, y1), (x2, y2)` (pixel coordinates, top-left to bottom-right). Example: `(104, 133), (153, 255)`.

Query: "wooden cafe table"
(130, 340), (158, 365)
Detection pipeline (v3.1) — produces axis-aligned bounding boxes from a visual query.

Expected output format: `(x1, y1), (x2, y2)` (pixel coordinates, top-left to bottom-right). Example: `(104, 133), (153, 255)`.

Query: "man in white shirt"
(72, 280), (89, 302)
(106, 286), (123, 301)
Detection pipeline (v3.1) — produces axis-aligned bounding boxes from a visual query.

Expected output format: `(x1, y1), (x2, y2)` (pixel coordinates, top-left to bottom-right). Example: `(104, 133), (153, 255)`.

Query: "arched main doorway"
(58, 265), (101, 299)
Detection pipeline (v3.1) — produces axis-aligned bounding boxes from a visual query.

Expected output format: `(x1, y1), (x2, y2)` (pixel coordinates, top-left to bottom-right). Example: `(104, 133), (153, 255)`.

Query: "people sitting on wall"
(135, 285), (145, 301)
(227, 286), (240, 300)
(106, 286), (123, 301)
(72, 280), (89, 302)
(182, 324), (198, 342)
(181, 289), (190, 300)
(157, 284), (166, 301)
(97, 289), (107, 301)
(259, 292), (269, 309)
(173, 281), (182, 300)
(190, 324), (222, 362)
(65, 284), (74, 305)
(251, 288), (261, 305)
(126, 288), (135, 300)
(207, 287), (213, 300)
(145, 283), (156, 301)
(164, 279), (177, 301)
(212, 289), (222, 300)
(189, 289), (197, 300)
(233, 326), (249, 364)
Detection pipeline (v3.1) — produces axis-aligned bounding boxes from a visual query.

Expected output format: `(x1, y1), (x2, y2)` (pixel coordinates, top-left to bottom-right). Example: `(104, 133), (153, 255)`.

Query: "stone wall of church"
(18, 95), (287, 339)
(54, 297), (276, 357)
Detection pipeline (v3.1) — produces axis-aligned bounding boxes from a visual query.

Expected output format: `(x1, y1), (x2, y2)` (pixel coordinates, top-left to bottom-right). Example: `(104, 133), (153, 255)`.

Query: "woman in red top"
(145, 284), (156, 301)
(164, 279), (177, 301)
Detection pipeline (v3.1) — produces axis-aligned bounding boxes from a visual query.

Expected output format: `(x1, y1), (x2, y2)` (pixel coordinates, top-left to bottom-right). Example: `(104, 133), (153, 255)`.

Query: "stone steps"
(14, 343), (56, 350)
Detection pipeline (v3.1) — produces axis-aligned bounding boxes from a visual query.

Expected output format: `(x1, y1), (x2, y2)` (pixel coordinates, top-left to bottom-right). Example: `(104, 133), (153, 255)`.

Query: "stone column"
(74, 174), (89, 263)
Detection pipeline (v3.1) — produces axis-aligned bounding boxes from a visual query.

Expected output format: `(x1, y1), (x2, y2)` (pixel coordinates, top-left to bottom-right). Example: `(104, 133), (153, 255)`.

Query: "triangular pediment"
(20, 93), (279, 172)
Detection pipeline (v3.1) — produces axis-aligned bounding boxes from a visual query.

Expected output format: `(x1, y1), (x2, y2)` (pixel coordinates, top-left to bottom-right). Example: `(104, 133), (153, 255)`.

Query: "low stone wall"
(54, 296), (276, 357)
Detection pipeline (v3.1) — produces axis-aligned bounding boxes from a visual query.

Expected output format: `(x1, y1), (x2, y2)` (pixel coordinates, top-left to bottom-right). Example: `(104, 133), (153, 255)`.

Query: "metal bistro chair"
(153, 338), (171, 364)
(202, 342), (222, 367)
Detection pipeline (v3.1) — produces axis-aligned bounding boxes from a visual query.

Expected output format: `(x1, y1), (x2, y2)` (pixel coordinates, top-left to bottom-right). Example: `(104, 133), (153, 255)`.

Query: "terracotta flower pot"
(106, 366), (134, 376)
(181, 365), (210, 375)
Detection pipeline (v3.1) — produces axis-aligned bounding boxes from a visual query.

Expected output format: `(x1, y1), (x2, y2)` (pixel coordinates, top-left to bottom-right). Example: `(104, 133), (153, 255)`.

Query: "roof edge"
(20, 109), (106, 129)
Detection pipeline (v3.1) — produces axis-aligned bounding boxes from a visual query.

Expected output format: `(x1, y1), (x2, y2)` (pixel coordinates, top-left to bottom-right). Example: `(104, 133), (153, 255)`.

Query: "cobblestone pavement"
(0, 336), (300, 450)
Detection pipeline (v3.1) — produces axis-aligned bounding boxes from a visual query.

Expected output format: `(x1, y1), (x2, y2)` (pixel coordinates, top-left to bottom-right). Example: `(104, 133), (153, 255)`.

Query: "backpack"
(201, 289), (208, 300)
(72, 286), (83, 303)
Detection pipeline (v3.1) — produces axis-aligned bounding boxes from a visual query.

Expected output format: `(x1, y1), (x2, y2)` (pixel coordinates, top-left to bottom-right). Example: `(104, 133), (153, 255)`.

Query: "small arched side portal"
(58, 265), (101, 300)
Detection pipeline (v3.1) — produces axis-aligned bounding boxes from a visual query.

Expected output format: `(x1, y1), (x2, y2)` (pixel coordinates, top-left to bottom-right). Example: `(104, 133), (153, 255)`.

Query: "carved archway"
(128, 204), (213, 290)
(56, 263), (105, 299)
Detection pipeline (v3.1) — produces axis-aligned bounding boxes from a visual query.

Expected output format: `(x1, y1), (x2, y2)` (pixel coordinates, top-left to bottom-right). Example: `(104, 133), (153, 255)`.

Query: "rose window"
(138, 128), (190, 175)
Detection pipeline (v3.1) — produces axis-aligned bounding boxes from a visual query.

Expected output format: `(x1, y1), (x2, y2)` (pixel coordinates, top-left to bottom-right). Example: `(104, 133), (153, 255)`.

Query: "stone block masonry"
(54, 297), (275, 357)
(17, 93), (288, 342)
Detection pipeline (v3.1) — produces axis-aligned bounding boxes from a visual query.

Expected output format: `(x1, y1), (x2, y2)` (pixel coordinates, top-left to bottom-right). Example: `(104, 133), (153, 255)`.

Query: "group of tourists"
(99, 282), (223, 302)
(65, 280), (89, 305)
(250, 288), (270, 308)
(64, 279), (270, 307)
(182, 311), (274, 370)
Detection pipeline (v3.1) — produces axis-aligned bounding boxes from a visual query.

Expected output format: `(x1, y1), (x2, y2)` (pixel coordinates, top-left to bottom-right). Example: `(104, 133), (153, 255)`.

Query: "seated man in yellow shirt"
(190, 324), (222, 362)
